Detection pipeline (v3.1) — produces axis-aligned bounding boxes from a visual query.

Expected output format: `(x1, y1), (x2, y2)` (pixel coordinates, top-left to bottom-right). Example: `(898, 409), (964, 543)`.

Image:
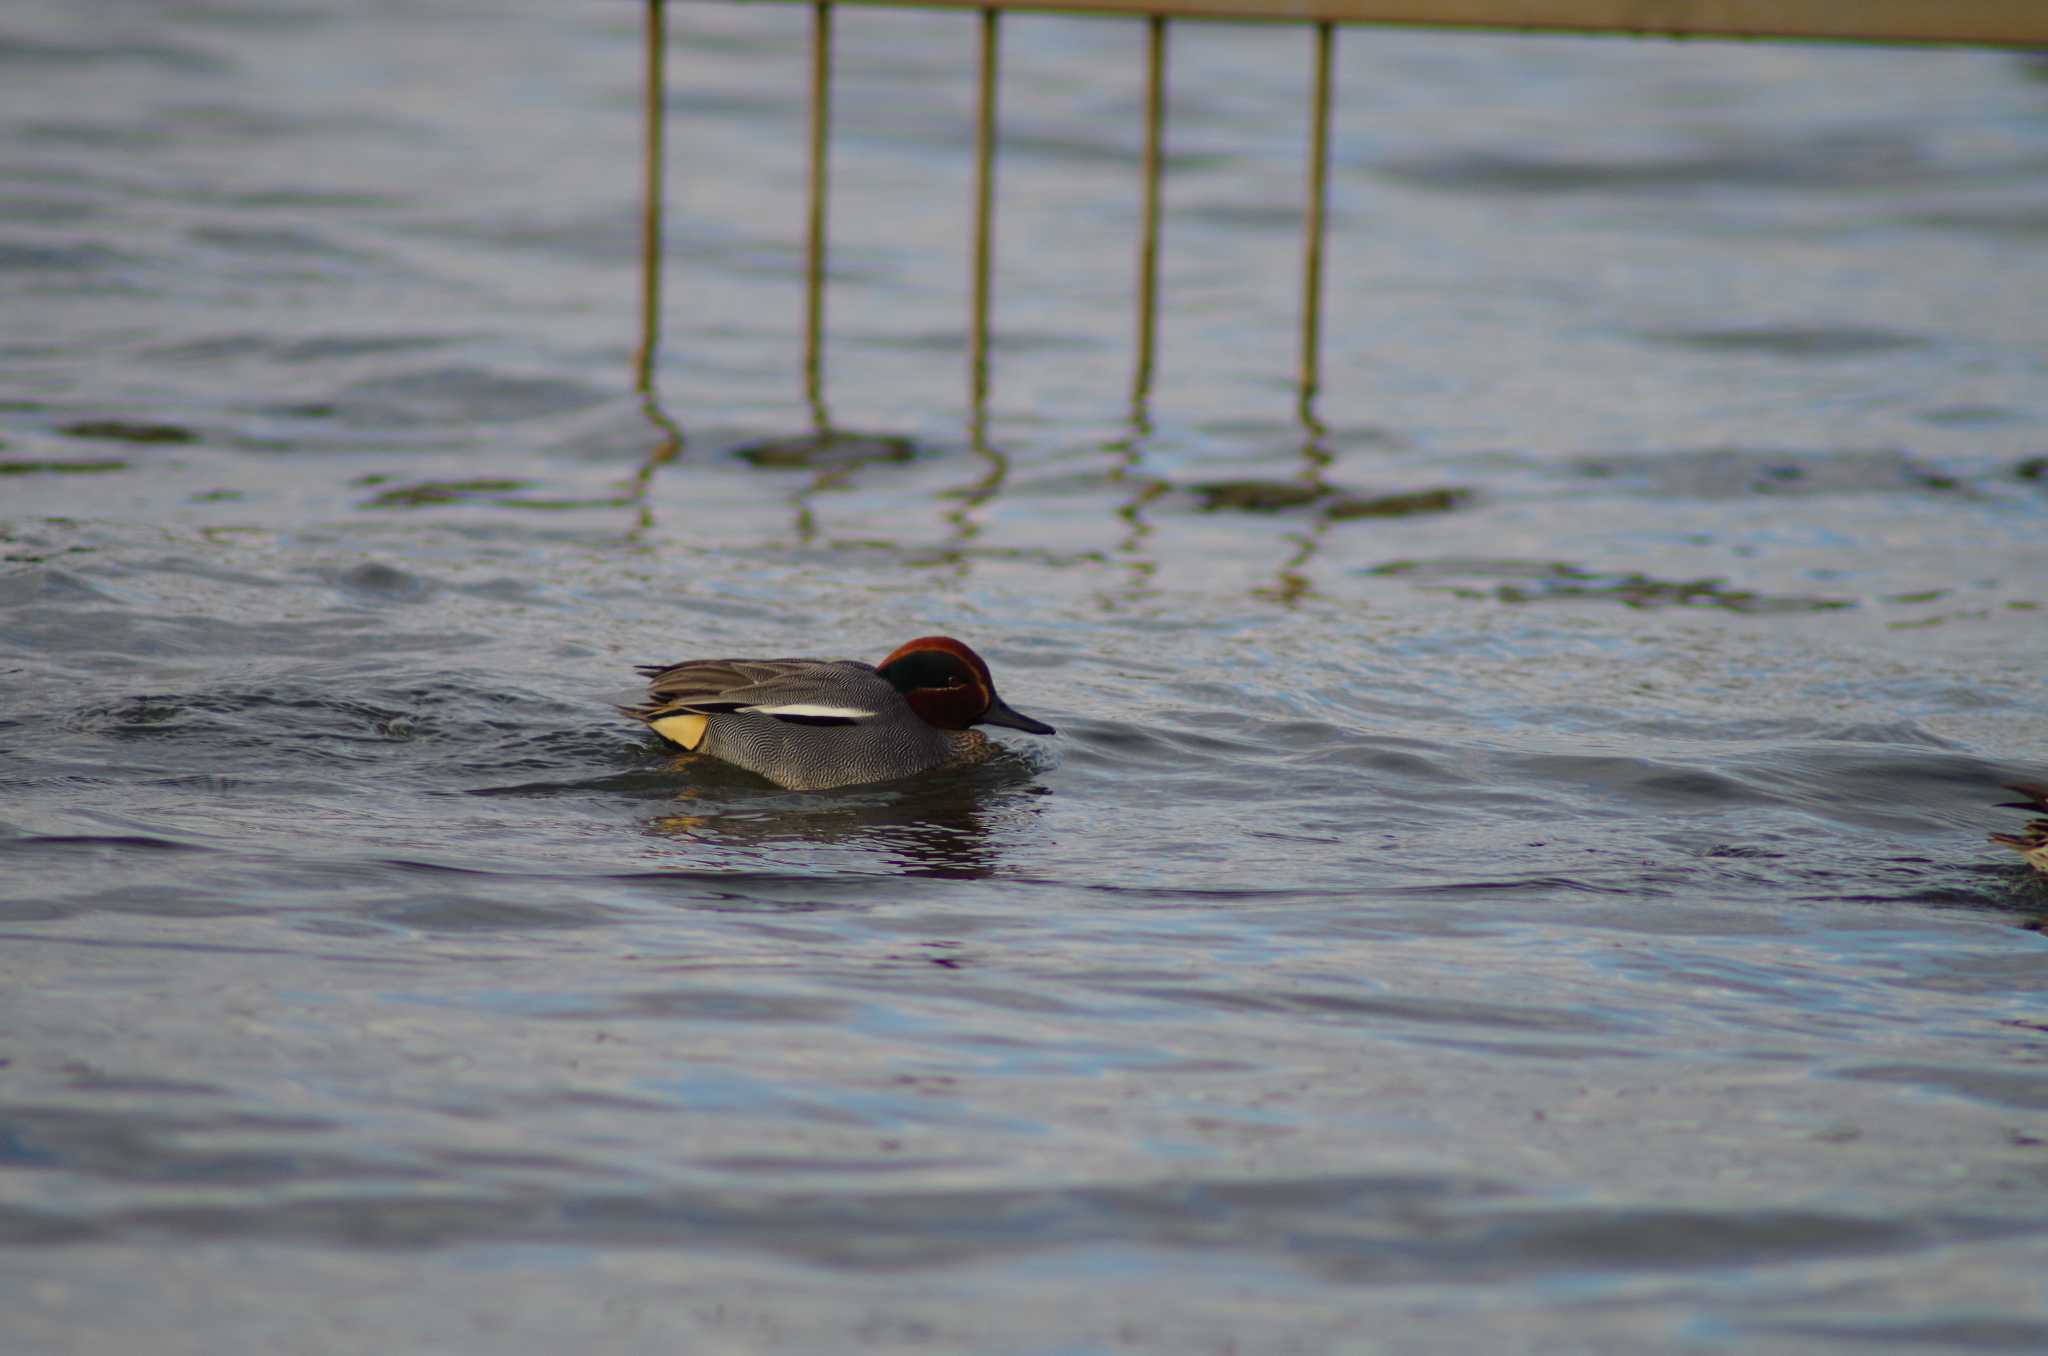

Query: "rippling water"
(5, 2), (2048, 1350)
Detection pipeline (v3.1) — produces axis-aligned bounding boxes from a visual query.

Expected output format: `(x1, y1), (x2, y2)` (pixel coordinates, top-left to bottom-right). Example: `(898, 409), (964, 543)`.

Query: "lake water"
(4, 2), (2047, 1350)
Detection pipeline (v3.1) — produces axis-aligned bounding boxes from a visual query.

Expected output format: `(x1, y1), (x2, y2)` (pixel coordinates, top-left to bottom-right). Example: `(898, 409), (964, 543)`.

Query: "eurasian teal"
(1992, 783), (2048, 876)
(624, 635), (1055, 790)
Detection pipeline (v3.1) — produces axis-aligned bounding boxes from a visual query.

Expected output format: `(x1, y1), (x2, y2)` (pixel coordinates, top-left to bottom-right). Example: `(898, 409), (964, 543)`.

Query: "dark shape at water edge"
(349, 476), (635, 513)
(1326, 487), (1473, 520)
(1191, 479), (1323, 513)
(730, 429), (922, 471)
(59, 419), (195, 444)
(1364, 558), (1853, 615)
(1190, 479), (1472, 519)
(357, 477), (532, 510)
(0, 458), (126, 475)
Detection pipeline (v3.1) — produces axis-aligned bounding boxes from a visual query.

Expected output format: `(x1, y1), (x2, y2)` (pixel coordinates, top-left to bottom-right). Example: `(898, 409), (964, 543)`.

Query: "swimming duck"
(624, 635), (1055, 790)
(1991, 783), (2048, 876)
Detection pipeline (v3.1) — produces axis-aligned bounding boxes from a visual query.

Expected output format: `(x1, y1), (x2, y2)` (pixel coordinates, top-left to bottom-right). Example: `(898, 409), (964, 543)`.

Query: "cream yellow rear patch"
(649, 712), (709, 750)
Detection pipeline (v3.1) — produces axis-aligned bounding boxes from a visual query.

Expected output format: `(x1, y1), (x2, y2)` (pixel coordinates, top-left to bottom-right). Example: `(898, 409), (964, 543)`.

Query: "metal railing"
(630, 0), (2046, 424)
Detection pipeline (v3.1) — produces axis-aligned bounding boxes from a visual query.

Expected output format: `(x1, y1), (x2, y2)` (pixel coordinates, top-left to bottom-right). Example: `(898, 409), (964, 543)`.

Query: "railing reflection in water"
(623, 0), (2044, 596)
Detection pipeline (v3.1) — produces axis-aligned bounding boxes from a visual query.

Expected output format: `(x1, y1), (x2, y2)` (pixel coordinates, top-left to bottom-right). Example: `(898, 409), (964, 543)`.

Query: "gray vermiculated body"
(633, 657), (991, 790)
(699, 711), (985, 791)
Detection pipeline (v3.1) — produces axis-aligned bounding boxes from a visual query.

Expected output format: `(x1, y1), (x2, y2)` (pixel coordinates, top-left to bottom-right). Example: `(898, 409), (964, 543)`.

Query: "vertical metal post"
(1132, 15), (1168, 414)
(804, 2), (833, 425)
(1298, 20), (1334, 426)
(969, 9), (1001, 422)
(633, 0), (667, 395)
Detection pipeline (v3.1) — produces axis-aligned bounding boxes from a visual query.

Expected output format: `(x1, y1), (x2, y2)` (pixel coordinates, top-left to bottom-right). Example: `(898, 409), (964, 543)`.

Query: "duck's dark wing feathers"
(630, 658), (881, 720)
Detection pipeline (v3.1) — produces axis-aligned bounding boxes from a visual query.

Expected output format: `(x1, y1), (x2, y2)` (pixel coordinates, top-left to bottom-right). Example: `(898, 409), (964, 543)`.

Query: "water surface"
(4, 3), (2048, 1351)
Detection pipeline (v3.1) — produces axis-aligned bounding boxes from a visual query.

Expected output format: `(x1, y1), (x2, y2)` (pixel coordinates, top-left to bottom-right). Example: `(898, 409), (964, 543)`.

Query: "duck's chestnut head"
(876, 636), (1055, 735)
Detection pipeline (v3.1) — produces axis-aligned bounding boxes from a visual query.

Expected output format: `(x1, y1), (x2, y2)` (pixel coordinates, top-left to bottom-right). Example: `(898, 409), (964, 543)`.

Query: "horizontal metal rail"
(720, 1), (2046, 47)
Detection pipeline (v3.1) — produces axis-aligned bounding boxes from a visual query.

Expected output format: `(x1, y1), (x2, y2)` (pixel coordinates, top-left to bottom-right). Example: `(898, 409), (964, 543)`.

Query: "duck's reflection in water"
(643, 754), (1045, 881)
